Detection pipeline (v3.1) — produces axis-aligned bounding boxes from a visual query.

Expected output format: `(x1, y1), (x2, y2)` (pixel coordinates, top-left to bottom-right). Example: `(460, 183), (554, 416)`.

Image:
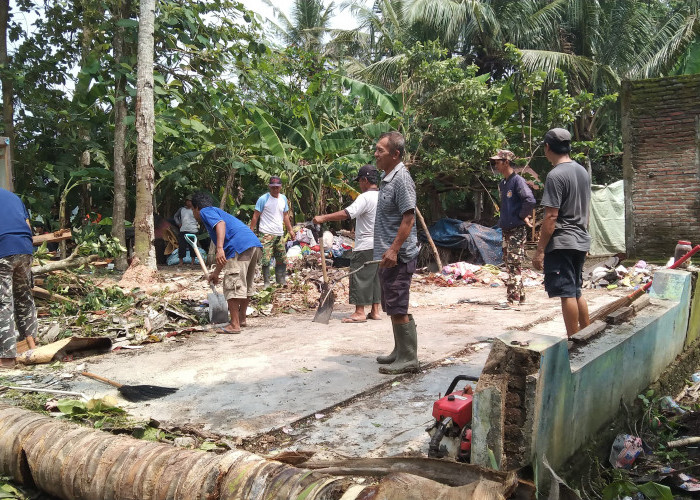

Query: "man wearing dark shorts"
(373, 131), (420, 374)
(312, 164), (381, 323)
(191, 193), (263, 335)
(532, 128), (591, 336)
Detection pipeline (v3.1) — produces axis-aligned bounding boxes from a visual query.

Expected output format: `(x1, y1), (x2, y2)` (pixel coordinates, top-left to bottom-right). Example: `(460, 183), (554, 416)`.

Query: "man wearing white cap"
(250, 176), (296, 287)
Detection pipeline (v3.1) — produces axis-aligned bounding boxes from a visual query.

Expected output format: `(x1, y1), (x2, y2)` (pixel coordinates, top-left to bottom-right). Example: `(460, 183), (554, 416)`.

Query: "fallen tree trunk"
(32, 253), (100, 275)
(0, 404), (525, 500)
(303, 456), (519, 489)
(31, 286), (79, 305)
(0, 404), (348, 500)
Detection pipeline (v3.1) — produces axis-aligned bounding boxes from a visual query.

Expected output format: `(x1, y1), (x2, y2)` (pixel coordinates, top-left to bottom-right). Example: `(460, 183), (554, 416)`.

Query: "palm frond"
(632, 12), (700, 78)
(519, 49), (620, 89)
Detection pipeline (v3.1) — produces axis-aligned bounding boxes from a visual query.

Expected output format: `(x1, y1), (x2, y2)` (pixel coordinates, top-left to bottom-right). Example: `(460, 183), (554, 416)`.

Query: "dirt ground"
(4, 264), (626, 460)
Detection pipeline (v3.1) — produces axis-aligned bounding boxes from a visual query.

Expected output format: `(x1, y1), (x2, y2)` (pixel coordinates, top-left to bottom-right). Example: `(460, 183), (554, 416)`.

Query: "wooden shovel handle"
(318, 227), (328, 283)
(81, 371), (123, 388)
(184, 234), (210, 280)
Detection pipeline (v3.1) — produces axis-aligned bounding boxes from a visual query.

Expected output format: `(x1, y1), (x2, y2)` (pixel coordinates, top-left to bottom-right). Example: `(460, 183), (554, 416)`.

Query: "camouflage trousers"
(502, 225), (527, 304)
(0, 254), (37, 358)
(260, 233), (287, 267)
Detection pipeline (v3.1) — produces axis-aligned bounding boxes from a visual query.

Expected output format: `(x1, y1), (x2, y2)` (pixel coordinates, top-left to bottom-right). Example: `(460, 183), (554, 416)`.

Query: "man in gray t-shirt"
(373, 131), (420, 375)
(532, 128), (591, 336)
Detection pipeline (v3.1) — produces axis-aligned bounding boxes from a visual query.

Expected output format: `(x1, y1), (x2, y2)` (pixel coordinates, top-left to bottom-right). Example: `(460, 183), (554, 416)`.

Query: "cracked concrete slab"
(50, 284), (623, 457)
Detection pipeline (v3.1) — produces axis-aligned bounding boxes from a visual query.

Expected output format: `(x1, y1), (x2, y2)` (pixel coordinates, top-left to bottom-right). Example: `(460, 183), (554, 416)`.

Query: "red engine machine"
(426, 375), (479, 462)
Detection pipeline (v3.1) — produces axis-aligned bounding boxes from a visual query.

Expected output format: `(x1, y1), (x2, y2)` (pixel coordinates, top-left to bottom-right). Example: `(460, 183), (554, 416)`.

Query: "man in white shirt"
(313, 165), (381, 323)
(173, 195), (199, 266)
(250, 176), (296, 287)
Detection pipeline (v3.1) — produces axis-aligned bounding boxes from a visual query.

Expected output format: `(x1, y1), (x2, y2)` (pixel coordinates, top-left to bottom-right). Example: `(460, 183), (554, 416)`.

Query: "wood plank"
(606, 306), (634, 325)
(31, 286), (79, 305)
(571, 320), (607, 343)
(32, 229), (72, 246)
(630, 294), (651, 314)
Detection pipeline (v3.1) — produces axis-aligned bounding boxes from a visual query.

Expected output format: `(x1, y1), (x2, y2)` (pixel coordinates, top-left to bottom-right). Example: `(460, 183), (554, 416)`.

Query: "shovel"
(313, 226), (333, 324)
(184, 234), (229, 324)
(313, 253), (382, 324)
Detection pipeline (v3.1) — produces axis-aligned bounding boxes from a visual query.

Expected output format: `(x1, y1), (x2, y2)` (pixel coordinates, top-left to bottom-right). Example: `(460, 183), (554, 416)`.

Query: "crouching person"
(0, 188), (37, 368)
(191, 193), (262, 334)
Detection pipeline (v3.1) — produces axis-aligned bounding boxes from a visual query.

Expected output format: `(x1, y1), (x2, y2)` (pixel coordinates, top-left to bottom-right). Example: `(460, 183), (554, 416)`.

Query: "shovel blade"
(312, 286), (335, 324)
(208, 292), (229, 324)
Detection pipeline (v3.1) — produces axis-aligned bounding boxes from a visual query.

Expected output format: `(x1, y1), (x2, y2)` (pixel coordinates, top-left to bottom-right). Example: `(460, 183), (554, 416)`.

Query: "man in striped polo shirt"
(373, 131), (420, 374)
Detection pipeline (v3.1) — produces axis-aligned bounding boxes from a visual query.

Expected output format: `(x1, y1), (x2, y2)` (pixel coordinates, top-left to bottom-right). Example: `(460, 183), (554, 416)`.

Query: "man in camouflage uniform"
(0, 188), (37, 368)
(249, 176), (296, 287)
(491, 150), (536, 308)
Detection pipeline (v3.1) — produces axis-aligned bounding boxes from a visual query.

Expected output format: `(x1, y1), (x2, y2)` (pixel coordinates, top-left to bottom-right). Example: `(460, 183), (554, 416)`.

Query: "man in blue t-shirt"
(191, 193), (262, 334)
(0, 188), (37, 368)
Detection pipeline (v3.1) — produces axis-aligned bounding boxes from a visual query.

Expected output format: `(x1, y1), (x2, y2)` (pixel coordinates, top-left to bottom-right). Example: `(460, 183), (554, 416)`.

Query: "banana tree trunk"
(0, 404), (348, 500)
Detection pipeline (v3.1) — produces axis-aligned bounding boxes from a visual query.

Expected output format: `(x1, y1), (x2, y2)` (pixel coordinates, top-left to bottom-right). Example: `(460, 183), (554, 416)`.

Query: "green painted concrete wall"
(472, 270), (692, 488)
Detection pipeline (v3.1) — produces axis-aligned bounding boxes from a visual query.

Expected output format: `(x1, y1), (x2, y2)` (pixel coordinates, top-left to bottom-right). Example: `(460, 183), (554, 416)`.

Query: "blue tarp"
(423, 218), (503, 265)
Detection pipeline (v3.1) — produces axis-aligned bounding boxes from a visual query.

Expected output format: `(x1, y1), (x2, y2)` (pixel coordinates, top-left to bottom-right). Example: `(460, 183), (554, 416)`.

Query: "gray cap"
(543, 128), (572, 144)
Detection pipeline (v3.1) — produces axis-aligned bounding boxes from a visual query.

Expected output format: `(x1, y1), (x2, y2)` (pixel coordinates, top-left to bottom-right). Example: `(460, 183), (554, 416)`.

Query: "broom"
(589, 244), (700, 323)
(81, 372), (178, 402)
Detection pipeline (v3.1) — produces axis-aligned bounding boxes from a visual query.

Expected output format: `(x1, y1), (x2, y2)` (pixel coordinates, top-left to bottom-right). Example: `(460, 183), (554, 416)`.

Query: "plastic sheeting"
(589, 180), (625, 256)
(423, 218), (503, 265)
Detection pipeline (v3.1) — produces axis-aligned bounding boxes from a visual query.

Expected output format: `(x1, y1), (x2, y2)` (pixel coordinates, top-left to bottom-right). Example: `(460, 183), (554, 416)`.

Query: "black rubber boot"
(379, 316), (419, 374)
(262, 266), (271, 288)
(275, 264), (287, 286)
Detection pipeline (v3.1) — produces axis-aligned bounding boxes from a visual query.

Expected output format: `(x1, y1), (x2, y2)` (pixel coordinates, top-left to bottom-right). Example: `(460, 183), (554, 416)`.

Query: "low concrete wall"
(471, 269), (692, 485)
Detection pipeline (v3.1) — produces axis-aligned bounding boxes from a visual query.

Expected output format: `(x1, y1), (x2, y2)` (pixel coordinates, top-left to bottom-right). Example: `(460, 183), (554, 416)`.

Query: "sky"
(240, 0), (370, 32)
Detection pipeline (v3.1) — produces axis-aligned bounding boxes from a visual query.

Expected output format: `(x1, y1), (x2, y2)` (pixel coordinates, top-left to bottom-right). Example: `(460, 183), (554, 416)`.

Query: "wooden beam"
(31, 286), (79, 305)
(32, 229), (72, 246)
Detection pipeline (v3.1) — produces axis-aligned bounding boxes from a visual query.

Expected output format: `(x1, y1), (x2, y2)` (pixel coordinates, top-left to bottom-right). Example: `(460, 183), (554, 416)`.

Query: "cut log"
(32, 253), (100, 275)
(303, 457), (516, 489)
(31, 286), (79, 305)
(32, 229), (72, 246)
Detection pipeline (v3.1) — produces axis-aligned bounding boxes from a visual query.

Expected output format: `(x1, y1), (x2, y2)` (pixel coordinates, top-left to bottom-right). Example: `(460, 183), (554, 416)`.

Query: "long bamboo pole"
(415, 207), (443, 271)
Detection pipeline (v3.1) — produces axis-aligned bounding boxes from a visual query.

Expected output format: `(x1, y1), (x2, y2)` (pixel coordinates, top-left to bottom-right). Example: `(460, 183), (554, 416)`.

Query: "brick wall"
(622, 74), (700, 258)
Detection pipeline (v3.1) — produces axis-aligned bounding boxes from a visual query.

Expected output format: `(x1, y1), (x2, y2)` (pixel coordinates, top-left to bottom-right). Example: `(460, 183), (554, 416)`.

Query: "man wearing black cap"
(313, 165), (381, 323)
(250, 176), (296, 287)
(532, 128), (591, 336)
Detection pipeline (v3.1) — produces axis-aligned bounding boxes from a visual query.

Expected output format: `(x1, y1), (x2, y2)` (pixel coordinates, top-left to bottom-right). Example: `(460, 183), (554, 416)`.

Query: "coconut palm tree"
(404, 0), (700, 90)
(262, 0), (336, 54)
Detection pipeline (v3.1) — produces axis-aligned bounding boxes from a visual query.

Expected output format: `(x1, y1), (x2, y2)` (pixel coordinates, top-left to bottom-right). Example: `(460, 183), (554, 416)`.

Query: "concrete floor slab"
(47, 282), (623, 456)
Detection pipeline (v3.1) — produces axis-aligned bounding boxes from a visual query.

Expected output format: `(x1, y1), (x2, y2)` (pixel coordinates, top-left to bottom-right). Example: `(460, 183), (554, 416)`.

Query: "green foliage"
(57, 397), (129, 429)
(0, 478), (29, 499)
(602, 479), (672, 500)
(3, 0), (696, 243)
(72, 223), (127, 259)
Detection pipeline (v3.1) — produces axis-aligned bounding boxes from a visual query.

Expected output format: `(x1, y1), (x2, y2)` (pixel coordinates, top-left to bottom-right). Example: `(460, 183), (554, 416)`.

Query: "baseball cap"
(354, 164), (378, 182)
(543, 128), (572, 145)
(489, 150), (516, 162)
(269, 176), (282, 187)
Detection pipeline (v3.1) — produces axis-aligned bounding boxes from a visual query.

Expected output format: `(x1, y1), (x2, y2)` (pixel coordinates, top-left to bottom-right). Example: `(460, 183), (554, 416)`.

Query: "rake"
(589, 244), (700, 323)
(81, 372), (178, 402)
